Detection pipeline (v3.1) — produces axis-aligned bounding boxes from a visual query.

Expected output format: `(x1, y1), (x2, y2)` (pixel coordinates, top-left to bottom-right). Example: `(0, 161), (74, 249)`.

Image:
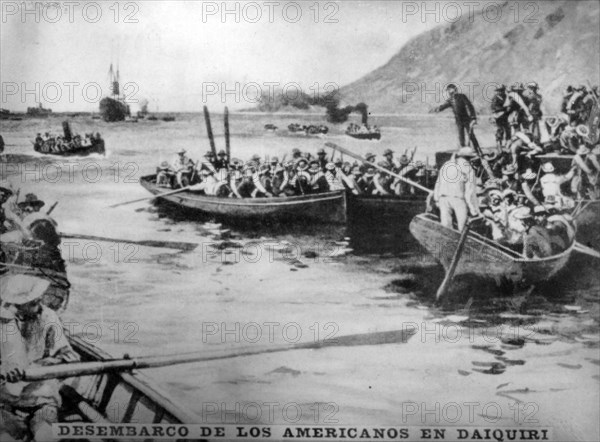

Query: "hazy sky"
(1, 1), (443, 111)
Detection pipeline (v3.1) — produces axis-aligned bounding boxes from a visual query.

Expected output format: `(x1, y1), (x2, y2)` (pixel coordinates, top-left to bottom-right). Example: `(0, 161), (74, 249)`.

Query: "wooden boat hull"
(346, 194), (427, 252)
(140, 175), (347, 223)
(409, 214), (574, 285)
(345, 132), (381, 140)
(60, 334), (199, 428)
(33, 140), (105, 157)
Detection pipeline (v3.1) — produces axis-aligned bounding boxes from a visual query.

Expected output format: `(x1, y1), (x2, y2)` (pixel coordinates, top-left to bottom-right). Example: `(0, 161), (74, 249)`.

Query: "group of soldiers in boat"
(430, 81), (600, 258)
(346, 122), (381, 135)
(1, 182), (73, 441)
(155, 147), (438, 198)
(287, 123), (329, 134)
(33, 131), (104, 154)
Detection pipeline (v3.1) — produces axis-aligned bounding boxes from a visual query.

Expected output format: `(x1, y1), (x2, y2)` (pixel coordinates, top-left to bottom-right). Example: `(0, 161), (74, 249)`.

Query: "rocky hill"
(340, 0), (600, 115)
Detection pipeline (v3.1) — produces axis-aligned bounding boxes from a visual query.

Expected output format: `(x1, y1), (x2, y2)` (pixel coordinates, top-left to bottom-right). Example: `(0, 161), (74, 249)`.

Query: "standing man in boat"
(0, 274), (80, 442)
(433, 147), (481, 230)
(523, 82), (543, 140)
(491, 85), (510, 148)
(431, 83), (480, 150)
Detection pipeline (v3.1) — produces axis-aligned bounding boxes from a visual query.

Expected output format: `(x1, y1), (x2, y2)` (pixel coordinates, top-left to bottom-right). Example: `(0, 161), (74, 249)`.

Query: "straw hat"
(502, 164), (517, 175)
(541, 162), (555, 173)
(217, 150), (227, 157)
(159, 161), (169, 170)
(365, 153), (376, 161)
(575, 125), (590, 138)
(0, 274), (50, 305)
(177, 148), (186, 154)
(17, 193), (45, 210)
(399, 155), (410, 165)
(513, 207), (533, 219)
(325, 162), (336, 171)
(456, 147), (476, 158)
(522, 168), (536, 180)
(383, 149), (394, 156)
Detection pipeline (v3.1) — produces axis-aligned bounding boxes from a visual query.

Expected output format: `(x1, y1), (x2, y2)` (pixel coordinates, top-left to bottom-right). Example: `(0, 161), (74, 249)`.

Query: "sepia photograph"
(1, 1), (599, 441)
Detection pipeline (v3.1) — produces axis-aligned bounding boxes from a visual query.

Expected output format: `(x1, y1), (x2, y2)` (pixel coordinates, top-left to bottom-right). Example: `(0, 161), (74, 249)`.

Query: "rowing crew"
(155, 148), (438, 197)
(433, 147), (576, 258)
(33, 132), (103, 154)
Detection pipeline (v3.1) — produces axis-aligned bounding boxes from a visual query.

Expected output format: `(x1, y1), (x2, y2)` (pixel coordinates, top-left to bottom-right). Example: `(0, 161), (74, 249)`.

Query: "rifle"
(46, 201), (58, 215)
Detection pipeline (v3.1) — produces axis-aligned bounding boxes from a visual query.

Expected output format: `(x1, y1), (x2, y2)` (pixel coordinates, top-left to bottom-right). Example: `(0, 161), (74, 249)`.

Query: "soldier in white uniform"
(433, 147), (480, 230)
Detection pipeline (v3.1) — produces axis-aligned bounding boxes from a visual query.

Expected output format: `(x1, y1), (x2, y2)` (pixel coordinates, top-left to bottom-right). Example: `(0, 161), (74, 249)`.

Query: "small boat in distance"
(162, 116), (176, 122)
(409, 213), (575, 287)
(140, 174), (347, 224)
(26, 103), (52, 118)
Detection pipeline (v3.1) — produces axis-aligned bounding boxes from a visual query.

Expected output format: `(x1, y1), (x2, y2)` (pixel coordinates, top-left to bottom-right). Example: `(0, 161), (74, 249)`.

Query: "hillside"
(340, 0), (600, 115)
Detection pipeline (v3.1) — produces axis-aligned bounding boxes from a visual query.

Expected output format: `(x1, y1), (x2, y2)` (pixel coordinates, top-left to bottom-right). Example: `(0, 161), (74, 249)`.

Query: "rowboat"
(33, 138), (105, 157)
(140, 175), (347, 223)
(59, 334), (199, 427)
(345, 131), (381, 140)
(409, 213), (574, 286)
(347, 194), (427, 230)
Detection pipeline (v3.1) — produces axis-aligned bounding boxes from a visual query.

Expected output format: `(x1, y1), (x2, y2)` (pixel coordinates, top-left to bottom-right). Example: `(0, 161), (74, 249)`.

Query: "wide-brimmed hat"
(399, 155), (410, 165)
(527, 81), (538, 89)
(456, 147), (476, 158)
(495, 84), (506, 92)
(576, 125), (590, 138)
(383, 149), (394, 156)
(489, 189), (502, 200)
(577, 145), (590, 155)
(270, 156), (279, 163)
(159, 161), (169, 170)
(17, 193), (45, 209)
(316, 148), (326, 155)
(364, 168), (375, 177)
(177, 148), (186, 154)
(446, 83), (458, 90)
(513, 207), (533, 219)
(230, 158), (243, 168)
(0, 180), (13, 196)
(325, 162), (336, 171)
(292, 148), (301, 155)
(250, 154), (261, 162)
(533, 205), (547, 215)
(204, 151), (214, 158)
(541, 162), (555, 173)
(0, 274), (50, 305)
(308, 161), (320, 173)
(522, 168), (536, 180)
(502, 188), (516, 198)
(502, 164), (517, 175)
(217, 150), (227, 157)
(365, 153), (376, 161)
(510, 82), (524, 91)
(484, 180), (502, 192)
(296, 158), (308, 170)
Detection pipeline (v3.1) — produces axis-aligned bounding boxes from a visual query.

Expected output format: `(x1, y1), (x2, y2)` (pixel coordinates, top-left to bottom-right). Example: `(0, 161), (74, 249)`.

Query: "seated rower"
(539, 162), (576, 211)
(199, 151), (218, 175)
(308, 161), (328, 193)
(517, 207), (553, 258)
(519, 168), (542, 206)
(156, 161), (172, 187)
(171, 148), (194, 188)
(373, 162), (392, 195)
(215, 150), (229, 170)
(229, 159), (244, 198)
(325, 162), (346, 192)
(1, 275), (80, 442)
(357, 166), (377, 194)
(360, 153), (377, 174)
(482, 189), (507, 241)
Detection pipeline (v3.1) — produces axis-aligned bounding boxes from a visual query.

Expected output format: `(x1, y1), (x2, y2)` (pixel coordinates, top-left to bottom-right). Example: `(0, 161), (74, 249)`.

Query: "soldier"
(491, 85), (510, 148)
(507, 131), (543, 170)
(171, 148), (194, 188)
(433, 147), (480, 230)
(308, 161), (328, 193)
(431, 83), (479, 149)
(520, 168), (542, 207)
(360, 153), (377, 174)
(561, 86), (574, 114)
(325, 163), (345, 191)
(214, 150), (229, 170)
(381, 149), (396, 171)
(229, 159), (244, 198)
(539, 162), (576, 211)
(156, 161), (172, 187)
(0, 275), (80, 442)
(523, 82), (543, 140)
(291, 148), (302, 160)
(315, 148), (328, 171)
(566, 85), (588, 125)
(505, 83), (533, 134)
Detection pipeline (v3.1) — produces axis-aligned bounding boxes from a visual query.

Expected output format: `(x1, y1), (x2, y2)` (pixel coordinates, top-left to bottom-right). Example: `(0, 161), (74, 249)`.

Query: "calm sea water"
(1, 113), (598, 440)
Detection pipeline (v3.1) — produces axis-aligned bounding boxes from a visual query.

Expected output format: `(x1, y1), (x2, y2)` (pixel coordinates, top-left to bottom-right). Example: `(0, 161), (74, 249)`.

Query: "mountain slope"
(340, 0), (600, 114)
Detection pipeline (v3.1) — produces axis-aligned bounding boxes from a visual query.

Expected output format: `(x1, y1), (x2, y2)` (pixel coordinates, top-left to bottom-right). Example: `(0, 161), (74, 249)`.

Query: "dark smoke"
(326, 101), (369, 124)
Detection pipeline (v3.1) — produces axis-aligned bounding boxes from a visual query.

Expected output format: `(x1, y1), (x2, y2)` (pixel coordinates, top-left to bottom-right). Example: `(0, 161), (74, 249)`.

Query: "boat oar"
(108, 185), (199, 208)
(435, 218), (476, 301)
(46, 201), (58, 215)
(203, 105), (217, 157)
(224, 106), (231, 161)
(325, 142), (432, 195)
(13, 329), (415, 382)
(59, 232), (198, 251)
(574, 242), (600, 259)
